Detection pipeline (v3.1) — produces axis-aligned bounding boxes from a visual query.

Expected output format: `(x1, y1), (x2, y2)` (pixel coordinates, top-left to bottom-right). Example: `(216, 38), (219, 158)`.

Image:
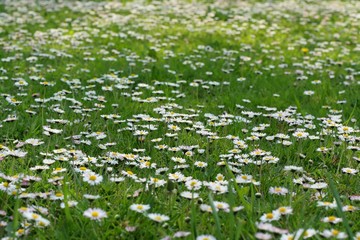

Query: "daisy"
(35, 217), (51, 228)
(280, 234), (294, 240)
(200, 204), (213, 213)
(196, 235), (216, 240)
(292, 131), (309, 139)
(269, 187), (288, 195)
(260, 212), (281, 222)
(148, 213), (170, 222)
(173, 231), (191, 238)
(342, 205), (358, 212)
(275, 206), (293, 215)
(236, 174), (253, 184)
(194, 161), (208, 168)
(255, 232), (272, 240)
(310, 182), (328, 189)
(355, 232), (360, 240)
(321, 229), (347, 239)
(322, 216), (342, 224)
(83, 208), (107, 221)
(294, 228), (317, 239)
(208, 182), (228, 194)
(213, 201), (230, 212)
(180, 191), (199, 199)
(129, 204), (150, 213)
(60, 200), (78, 208)
(83, 194), (101, 200)
(303, 90), (314, 96)
(317, 200), (336, 209)
(25, 138), (44, 146)
(341, 168), (358, 175)
(256, 222), (288, 234)
(185, 179), (202, 191)
(83, 172), (103, 185)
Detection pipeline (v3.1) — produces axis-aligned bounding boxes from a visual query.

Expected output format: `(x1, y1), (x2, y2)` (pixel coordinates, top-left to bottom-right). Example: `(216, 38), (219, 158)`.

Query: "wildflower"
(320, 229), (347, 239)
(185, 179), (202, 190)
(341, 168), (358, 175)
(148, 177), (166, 187)
(342, 205), (358, 212)
(60, 200), (78, 208)
(275, 206), (293, 215)
(317, 200), (337, 209)
(213, 201), (230, 212)
(180, 191), (199, 199)
(168, 124), (181, 131)
(310, 182), (328, 189)
(322, 216), (342, 224)
(83, 172), (103, 185)
(269, 187), (288, 195)
(129, 204), (150, 213)
(294, 228), (317, 239)
(260, 212), (281, 222)
(83, 208), (107, 221)
(355, 232), (360, 240)
(83, 194), (101, 200)
(35, 218), (50, 227)
(50, 192), (64, 200)
(303, 90), (314, 96)
(171, 157), (186, 163)
(236, 174), (253, 184)
(208, 182), (228, 194)
(25, 138), (44, 146)
(194, 161), (208, 168)
(283, 165), (303, 172)
(255, 232), (272, 240)
(196, 235), (216, 240)
(292, 131), (309, 139)
(200, 204), (213, 213)
(173, 231), (191, 238)
(280, 234), (294, 240)
(148, 213), (170, 222)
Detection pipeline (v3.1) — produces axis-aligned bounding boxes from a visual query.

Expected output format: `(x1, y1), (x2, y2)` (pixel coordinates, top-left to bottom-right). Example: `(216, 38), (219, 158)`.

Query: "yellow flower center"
(266, 213), (273, 219)
(279, 207), (286, 213)
(91, 211), (99, 218)
(38, 221), (46, 226)
(55, 192), (63, 197)
(346, 206), (355, 211)
(89, 175), (97, 181)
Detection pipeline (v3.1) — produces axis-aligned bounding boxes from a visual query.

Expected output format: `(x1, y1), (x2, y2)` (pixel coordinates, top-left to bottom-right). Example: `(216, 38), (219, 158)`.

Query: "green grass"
(0, 0), (359, 239)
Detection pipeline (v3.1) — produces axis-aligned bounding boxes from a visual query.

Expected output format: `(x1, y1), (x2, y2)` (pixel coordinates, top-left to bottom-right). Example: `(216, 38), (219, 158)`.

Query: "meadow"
(0, 0), (359, 239)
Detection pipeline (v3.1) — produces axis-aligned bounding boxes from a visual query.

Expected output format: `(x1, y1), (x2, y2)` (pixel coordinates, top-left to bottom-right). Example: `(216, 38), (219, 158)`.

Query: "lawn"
(0, 0), (359, 239)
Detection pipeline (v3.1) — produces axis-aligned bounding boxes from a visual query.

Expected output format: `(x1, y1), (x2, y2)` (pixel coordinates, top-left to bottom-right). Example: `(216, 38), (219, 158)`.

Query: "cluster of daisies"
(0, 0), (359, 239)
